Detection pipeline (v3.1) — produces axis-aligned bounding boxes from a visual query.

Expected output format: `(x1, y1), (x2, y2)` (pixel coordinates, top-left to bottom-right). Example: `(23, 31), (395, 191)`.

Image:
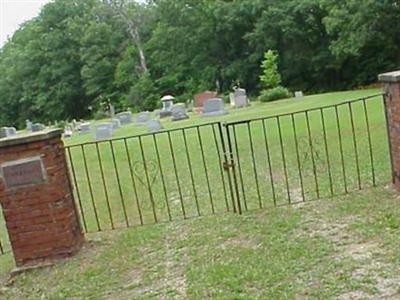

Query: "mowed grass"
(0, 88), (391, 251)
(2, 188), (400, 298)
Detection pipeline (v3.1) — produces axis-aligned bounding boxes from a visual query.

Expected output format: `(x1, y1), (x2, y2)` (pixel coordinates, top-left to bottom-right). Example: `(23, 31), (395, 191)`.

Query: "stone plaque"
(1, 157), (46, 189)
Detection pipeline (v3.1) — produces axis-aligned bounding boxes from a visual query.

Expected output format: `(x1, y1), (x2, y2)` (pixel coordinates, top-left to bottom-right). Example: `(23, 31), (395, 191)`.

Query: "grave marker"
(230, 88), (249, 108)
(171, 103), (189, 121)
(202, 98), (228, 117)
(146, 120), (163, 133)
(193, 91), (218, 112)
(78, 122), (91, 134)
(136, 112), (151, 124)
(0, 127), (17, 138)
(116, 111), (132, 125)
(94, 123), (113, 140)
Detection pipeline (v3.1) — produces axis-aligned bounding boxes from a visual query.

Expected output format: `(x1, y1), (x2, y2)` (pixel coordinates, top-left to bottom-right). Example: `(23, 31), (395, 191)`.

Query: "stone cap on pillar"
(0, 129), (62, 148)
(378, 71), (400, 83)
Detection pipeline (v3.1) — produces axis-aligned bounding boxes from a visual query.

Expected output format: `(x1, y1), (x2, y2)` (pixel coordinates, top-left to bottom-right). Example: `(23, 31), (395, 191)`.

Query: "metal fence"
(224, 93), (391, 213)
(0, 93), (392, 252)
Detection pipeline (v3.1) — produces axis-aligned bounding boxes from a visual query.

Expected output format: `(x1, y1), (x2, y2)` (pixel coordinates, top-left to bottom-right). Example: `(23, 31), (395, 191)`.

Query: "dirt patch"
(218, 236), (260, 250)
(299, 206), (400, 299)
(106, 223), (189, 299)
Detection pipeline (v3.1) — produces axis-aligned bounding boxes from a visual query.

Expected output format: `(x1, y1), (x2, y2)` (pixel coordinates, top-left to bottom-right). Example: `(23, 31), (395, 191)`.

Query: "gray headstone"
(0, 127), (17, 138)
(111, 118), (121, 129)
(232, 88), (249, 108)
(159, 110), (172, 118)
(295, 91), (304, 98)
(146, 120), (163, 133)
(116, 111), (132, 125)
(94, 123), (113, 140)
(31, 123), (45, 132)
(136, 112), (151, 124)
(202, 98), (228, 117)
(171, 104), (189, 121)
(79, 122), (91, 134)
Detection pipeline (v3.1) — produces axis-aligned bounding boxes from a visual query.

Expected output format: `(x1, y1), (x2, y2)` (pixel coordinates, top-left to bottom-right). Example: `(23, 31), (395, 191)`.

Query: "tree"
(260, 50), (281, 89)
(104, 0), (149, 73)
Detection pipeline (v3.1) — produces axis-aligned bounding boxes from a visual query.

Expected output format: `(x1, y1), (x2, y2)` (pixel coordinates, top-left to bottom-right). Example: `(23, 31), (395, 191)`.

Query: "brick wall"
(0, 130), (83, 267)
(380, 71), (400, 191)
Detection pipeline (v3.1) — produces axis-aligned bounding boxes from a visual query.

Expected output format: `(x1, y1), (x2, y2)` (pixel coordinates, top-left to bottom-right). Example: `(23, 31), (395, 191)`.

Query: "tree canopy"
(0, 0), (399, 127)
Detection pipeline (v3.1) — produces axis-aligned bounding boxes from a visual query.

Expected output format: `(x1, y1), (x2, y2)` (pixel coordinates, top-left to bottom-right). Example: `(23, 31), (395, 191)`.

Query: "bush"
(258, 86), (290, 102)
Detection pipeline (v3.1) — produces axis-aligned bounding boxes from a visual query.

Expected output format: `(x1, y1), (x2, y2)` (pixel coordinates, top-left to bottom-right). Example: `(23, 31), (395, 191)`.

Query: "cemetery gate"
(59, 92), (392, 235)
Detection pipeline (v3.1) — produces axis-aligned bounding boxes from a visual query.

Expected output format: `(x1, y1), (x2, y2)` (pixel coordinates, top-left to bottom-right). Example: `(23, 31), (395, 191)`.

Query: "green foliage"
(0, 0), (399, 126)
(260, 50), (281, 89)
(125, 71), (158, 111)
(258, 86), (290, 102)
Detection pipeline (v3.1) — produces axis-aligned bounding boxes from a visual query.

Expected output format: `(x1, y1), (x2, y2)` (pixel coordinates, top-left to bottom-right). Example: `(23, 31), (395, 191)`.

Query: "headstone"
(0, 127), (17, 138)
(111, 118), (121, 129)
(26, 120), (32, 131)
(78, 122), (91, 134)
(72, 119), (79, 131)
(116, 111), (132, 125)
(231, 88), (249, 108)
(171, 103), (189, 121)
(94, 123), (113, 140)
(63, 126), (73, 138)
(186, 99), (194, 112)
(31, 123), (45, 132)
(136, 112), (151, 124)
(295, 91), (304, 98)
(202, 98), (228, 117)
(146, 120), (163, 133)
(193, 91), (218, 112)
(160, 95), (174, 118)
(109, 103), (115, 118)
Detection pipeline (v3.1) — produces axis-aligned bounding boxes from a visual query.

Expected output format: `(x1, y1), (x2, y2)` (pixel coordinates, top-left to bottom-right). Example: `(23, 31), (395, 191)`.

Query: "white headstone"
(64, 126), (73, 138)
(295, 91), (304, 98)
(232, 88), (249, 108)
(26, 120), (32, 131)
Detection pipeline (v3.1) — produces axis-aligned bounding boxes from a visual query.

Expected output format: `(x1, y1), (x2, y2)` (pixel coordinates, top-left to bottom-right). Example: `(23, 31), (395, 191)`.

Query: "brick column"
(0, 129), (83, 268)
(379, 71), (400, 191)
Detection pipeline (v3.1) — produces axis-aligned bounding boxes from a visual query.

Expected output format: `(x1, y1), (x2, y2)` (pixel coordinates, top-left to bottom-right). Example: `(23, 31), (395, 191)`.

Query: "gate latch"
(223, 161), (234, 171)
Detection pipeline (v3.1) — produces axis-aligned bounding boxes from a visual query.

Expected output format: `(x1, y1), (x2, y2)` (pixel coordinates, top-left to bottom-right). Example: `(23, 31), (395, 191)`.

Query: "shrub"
(258, 86), (290, 102)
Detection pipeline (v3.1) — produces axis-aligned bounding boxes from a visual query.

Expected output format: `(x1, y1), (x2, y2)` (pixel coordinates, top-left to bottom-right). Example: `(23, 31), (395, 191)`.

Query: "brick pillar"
(379, 71), (400, 191)
(0, 129), (83, 267)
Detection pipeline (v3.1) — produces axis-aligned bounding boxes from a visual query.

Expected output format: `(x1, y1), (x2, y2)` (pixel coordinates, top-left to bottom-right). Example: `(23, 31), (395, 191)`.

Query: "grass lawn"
(0, 87), (396, 298)
(1, 187), (400, 299)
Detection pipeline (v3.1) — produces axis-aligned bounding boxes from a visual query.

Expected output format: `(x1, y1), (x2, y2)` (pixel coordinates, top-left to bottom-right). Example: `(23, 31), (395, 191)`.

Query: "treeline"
(0, 0), (399, 127)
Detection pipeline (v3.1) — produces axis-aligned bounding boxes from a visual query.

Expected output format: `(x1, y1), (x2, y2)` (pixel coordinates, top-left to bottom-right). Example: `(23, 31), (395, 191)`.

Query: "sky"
(0, 0), (51, 46)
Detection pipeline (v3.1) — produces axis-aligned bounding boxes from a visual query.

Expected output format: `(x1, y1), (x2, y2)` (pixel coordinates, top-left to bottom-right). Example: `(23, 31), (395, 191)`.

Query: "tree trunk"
(106, 0), (148, 73)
